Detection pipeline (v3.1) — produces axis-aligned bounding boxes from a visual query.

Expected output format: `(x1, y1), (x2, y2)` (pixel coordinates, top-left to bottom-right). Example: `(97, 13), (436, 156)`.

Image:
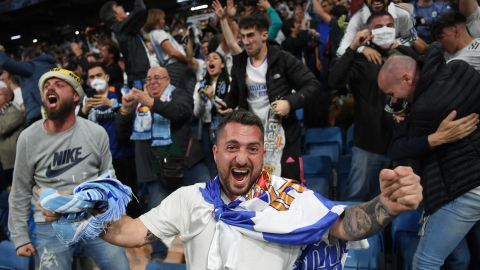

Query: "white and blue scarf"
(130, 84), (175, 146)
(38, 172), (132, 245)
(200, 173), (349, 269)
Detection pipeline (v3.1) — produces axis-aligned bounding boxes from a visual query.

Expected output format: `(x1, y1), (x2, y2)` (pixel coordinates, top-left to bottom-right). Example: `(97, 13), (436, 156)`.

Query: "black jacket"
(389, 43), (480, 214)
(115, 84), (199, 167)
(225, 45), (321, 180)
(111, 0), (149, 82)
(329, 47), (394, 155)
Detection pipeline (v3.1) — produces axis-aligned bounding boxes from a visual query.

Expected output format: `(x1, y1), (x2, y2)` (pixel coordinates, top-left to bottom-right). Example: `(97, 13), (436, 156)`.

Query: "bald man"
(115, 66), (193, 260)
(378, 44), (480, 269)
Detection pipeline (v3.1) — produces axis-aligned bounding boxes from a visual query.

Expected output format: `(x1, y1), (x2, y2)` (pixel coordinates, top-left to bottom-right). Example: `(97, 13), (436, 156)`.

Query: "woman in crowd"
(193, 51), (230, 178)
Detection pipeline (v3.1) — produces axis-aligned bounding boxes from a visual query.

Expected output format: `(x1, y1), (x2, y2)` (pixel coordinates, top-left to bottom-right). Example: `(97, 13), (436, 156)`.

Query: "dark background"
(0, 0), (210, 49)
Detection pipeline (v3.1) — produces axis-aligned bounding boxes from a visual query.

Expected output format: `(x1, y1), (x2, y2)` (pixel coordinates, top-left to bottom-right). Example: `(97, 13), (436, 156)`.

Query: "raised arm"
(212, 0), (243, 55)
(459, 0), (479, 18)
(330, 166), (422, 240)
(311, 0), (332, 23)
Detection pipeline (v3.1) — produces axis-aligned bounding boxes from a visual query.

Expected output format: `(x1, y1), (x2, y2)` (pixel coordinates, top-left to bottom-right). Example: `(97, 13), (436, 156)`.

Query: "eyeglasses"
(146, 75), (168, 83)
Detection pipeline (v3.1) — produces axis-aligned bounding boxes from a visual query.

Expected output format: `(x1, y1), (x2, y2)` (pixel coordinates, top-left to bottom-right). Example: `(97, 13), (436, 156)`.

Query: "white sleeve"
(151, 30), (170, 46)
(395, 6), (417, 46)
(336, 12), (363, 56)
(193, 82), (204, 119)
(467, 7), (480, 38)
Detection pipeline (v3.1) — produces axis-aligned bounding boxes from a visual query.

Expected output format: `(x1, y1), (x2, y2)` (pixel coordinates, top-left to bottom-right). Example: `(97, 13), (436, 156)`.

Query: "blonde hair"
(144, 9), (165, 32)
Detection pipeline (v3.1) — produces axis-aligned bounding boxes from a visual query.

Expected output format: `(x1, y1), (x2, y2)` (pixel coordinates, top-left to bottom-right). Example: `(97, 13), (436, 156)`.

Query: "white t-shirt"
(467, 7), (480, 38)
(246, 58), (270, 125)
(150, 29), (186, 65)
(12, 87), (24, 111)
(446, 38), (480, 72)
(139, 183), (301, 270)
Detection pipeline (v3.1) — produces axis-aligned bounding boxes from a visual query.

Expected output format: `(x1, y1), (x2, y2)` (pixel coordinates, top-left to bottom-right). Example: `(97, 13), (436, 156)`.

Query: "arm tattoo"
(144, 230), (160, 243)
(342, 196), (396, 240)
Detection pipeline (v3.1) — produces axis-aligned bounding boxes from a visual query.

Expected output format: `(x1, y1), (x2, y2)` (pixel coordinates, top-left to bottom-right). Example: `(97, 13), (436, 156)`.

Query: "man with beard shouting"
(41, 110), (422, 269)
(8, 68), (130, 270)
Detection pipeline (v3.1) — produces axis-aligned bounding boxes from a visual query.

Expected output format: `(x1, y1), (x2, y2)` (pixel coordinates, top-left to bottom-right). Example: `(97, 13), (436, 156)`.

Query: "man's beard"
(43, 99), (75, 120)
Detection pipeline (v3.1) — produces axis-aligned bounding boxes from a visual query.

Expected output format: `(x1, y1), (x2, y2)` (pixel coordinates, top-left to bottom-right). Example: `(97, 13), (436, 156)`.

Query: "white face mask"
(371, 26), (396, 47)
(90, 78), (108, 93)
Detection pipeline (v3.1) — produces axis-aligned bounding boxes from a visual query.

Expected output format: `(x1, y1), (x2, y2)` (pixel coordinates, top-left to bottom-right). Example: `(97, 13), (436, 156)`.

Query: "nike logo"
(46, 154), (91, 178)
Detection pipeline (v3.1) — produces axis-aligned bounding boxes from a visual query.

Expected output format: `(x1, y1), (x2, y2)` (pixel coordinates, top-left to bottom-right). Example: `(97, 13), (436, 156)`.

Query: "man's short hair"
(216, 110), (265, 142)
(431, 11), (467, 40)
(366, 10), (394, 26)
(239, 14), (270, 32)
(87, 62), (108, 75)
(102, 41), (120, 62)
(99, 1), (117, 25)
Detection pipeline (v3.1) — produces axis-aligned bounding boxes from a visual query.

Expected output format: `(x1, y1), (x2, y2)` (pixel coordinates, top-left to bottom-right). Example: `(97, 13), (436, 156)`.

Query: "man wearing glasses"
(115, 66), (193, 261)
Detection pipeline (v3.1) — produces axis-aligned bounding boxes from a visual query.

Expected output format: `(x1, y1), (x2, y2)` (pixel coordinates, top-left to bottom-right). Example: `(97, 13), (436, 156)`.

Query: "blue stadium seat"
(344, 232), (384, 269)
(391, 210), (422, 270)
(304, 127), (343, 164)
(302, 155), (333, 197)
(146, 261), (187, 270)
(336, 155), (352, 201)
(346, 125), (354, 154)
(0, 240), (30, 270)
(295, 108), (304, 121)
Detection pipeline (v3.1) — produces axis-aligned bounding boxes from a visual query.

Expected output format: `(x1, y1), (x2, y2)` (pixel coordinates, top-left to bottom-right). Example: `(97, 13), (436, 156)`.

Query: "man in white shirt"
(459, 0), (480, 38)
(0, 69), (23, 111)
(41, 110), (423, 269)
(432, 10), (480, 71)
(336, 0), (417, 62)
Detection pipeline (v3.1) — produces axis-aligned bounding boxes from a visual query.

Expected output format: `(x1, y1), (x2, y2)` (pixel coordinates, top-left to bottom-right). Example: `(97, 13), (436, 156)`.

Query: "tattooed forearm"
(342, 196), (396, 240)
(145, 230), (160, 243)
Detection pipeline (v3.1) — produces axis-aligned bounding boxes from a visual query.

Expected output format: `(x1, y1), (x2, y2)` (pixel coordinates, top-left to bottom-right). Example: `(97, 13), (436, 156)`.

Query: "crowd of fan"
(1, 0), (480, 268)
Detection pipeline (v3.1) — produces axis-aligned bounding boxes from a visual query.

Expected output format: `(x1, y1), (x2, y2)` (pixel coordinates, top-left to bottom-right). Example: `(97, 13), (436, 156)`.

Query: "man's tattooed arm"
(341, 196), (396, 240)
(145, 230), (160, 243)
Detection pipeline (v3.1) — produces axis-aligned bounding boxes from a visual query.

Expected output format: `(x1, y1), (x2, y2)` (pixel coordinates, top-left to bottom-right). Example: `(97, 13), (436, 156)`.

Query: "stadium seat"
(302, 155), (333, 197)
(146, 261), (187, 270)
(336, 155), (352, 201)
(391, 210), (422, 270)
(0, 240), (30, 270)
(344, 232), (384, 269)
(304, 127), (343, 164)
(295, 108), (304, 121)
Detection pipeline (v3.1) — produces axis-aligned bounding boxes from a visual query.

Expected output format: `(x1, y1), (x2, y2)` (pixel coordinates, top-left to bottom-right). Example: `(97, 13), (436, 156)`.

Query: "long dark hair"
(203, 51), (230, 99)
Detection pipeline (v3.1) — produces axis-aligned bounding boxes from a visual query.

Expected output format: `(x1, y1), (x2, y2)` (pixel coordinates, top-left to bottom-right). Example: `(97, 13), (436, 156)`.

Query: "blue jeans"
(343, 147), (391, 201)
(34, 223), (129, 270)
(412, 190), (480, 269)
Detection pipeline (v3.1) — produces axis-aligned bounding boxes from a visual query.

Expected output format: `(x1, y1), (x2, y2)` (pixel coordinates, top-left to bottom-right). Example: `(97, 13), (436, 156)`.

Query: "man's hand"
(212, 0), (227, 19)
(350, 29), (372, 51)
(226, 0), (237, 17)
(331, 166), (422, 241)
(35, 188), (64, 223)
(131, 88), (154, 108)
(379, 166), (423, 216)
(271, 100), (291, 116)
(428, 110), (479, 148)
(363, 47), (382, 65)
(89, 95), (114, 108)
(257, 0), (272, 10)
(215, 99), (233, 115)
(16, 243), (36, 257)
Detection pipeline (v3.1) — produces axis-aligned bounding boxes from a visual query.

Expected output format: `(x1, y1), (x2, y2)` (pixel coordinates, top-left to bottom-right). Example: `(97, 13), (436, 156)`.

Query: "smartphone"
(214, 96), (227, 109)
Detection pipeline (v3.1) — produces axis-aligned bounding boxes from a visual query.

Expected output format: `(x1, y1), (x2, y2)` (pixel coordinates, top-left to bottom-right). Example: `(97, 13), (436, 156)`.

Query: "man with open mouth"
(9, 68), (130, 270)
(86, 110), (423, 269)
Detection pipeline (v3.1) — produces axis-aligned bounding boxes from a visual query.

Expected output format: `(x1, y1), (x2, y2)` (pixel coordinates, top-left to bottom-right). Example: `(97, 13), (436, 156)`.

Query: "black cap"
(431, 11), (467, 40)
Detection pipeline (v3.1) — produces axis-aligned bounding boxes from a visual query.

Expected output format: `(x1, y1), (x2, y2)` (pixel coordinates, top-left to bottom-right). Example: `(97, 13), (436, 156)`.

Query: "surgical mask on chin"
(90, 78), (108, 93)
(371, 26), (396, 47)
